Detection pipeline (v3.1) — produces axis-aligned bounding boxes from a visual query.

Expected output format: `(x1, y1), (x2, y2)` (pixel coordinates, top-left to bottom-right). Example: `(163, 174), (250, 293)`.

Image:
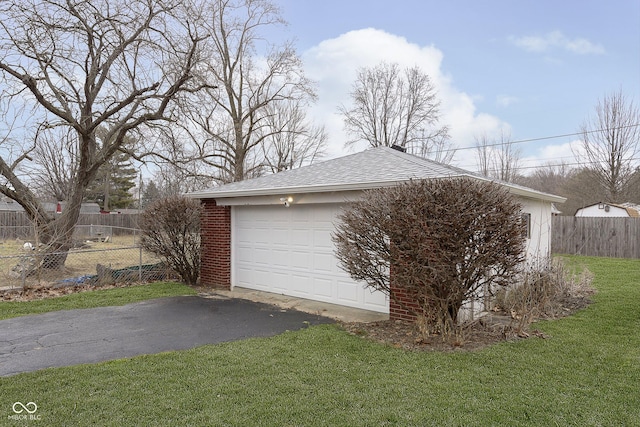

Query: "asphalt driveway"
(0, 296), (333, 376)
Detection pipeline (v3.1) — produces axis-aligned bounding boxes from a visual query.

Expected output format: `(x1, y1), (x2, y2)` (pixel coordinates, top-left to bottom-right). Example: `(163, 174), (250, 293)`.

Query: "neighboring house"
(44, 202), (102, 214)
(0, 199), (102, 214)
(105, 208), (141, 215)
(0, 198), (24, 212)
(187, 147), (566, 320)
(575, 202), (640, 217)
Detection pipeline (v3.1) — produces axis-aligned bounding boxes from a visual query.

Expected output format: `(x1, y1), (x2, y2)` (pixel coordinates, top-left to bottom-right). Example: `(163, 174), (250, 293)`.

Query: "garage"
(233, 204), (389, 313)
(189, 146), (564, 320)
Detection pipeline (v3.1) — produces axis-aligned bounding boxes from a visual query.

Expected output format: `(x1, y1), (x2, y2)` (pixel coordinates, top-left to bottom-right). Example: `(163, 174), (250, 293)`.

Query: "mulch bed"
(340, 294), (593, 352)
(0, 282), (151, 302)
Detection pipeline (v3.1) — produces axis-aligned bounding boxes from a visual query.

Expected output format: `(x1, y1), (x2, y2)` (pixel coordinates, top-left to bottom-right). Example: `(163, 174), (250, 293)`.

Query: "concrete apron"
(200, 287), (389, 323)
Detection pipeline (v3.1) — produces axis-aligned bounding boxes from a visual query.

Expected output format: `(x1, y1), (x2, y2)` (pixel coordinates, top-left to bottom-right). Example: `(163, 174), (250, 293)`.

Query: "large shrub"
(333, 178), (527, 336)
(496, 257), (595, 334)
(139, 196), (202, 286)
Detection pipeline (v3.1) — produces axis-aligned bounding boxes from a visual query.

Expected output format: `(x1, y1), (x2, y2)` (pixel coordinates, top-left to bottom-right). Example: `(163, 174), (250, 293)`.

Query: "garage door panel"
(236, 246), (254, 261)
(236, 267), (254, 287)
(270, 228), (290, 245)
(312, 229), (333, 250)
(337, 280), (359, 303)
(271, 272), (289, 292)
(364, 288), (388, 307)
(269, 248), (290, 267)
(290, 251), (311, 270)
(233, 204), (388, 313)
(255, 269), (276, 289)
(253, 228), (273, 244)
(313, 253), (334, 273)
(237, 268), (271, 291)
(251, 247), (273, 266)
(290, 274), (312, 295)
(290, 229), (311, 246)
(236, 227), (255, 244)
(291, 208), (312, 221)
(313, 277), (334, 298)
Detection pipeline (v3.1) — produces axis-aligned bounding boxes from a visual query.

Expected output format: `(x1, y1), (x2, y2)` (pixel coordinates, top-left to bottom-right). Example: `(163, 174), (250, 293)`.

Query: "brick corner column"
(388, 266), (420, 322)
(200, 199), (231, 289)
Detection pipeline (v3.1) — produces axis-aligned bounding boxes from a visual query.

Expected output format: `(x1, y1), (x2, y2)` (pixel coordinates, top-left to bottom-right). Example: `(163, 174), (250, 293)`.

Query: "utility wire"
(439, 123), (640, 154)
(458, 156), (640, 174)
(440, 123), (640, 172)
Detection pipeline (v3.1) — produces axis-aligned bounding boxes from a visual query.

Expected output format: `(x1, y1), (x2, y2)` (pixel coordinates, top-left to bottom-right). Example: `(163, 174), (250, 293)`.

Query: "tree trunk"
(35, 186), (85, 271)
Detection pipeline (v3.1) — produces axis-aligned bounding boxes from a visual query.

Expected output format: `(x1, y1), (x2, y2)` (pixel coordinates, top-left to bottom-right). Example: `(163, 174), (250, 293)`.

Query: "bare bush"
(333, 178), (527, 339)
(139, 196), (202, 286)
(496, 257), (595, 334)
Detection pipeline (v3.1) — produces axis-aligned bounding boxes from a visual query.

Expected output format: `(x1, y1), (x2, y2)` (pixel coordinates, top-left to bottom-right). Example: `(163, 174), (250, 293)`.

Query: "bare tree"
(474, 134), (492, 178)
(520, 161), (572, 196)
(338, 62), (452, 162)
(152, 162), (213, 197)
(474, 130), (521, 182)
(573, 90), (640, 202)
(0, 0), (204, 268)
(260, 100), (327, 173)
(24, 125), (78, 201)
(558, 167), (606, 215)
(182, 0), (317, 183)
(624, 168), (640, 204)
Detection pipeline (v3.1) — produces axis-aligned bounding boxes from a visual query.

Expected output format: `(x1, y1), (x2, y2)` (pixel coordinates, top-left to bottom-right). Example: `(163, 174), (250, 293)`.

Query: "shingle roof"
(187, 146), (565, 203)
(619, 202), (640, 217)
(0, 198), (24, 211)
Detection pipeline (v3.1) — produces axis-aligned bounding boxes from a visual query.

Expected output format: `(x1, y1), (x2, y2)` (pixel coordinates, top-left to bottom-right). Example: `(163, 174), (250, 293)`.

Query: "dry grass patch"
(0, 235), (161, 289)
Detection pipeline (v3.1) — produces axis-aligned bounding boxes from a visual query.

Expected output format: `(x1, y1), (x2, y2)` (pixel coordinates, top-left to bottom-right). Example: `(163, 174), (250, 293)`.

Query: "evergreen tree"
(85, 152), (137, 211)
(141, 180), (162, 208)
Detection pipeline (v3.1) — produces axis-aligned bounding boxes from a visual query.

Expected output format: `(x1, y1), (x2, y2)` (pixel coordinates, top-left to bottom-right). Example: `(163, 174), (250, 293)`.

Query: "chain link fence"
(0, 226), (176, 290)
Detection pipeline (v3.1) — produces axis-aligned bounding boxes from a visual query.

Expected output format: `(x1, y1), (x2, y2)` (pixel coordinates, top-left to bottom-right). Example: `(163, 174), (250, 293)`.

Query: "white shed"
(575, 202), (640, 217)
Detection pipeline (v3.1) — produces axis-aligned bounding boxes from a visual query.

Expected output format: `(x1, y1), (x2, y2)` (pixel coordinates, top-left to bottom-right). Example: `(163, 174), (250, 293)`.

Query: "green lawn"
(0, 282), (197, 320)
(1, 256), (639, 426)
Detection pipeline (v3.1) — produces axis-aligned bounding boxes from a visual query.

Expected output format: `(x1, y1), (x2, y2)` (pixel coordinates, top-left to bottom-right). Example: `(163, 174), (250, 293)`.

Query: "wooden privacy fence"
(0, 212), (139, 240)
(552, 216), (640, 258)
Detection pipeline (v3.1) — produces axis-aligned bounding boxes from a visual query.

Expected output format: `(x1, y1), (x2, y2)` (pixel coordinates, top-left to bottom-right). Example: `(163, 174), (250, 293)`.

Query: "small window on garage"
(521, 213), (531, 239)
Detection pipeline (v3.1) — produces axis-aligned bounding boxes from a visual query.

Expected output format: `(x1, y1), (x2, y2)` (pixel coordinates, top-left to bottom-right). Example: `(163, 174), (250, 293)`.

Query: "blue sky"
(274, 0), (640, 173)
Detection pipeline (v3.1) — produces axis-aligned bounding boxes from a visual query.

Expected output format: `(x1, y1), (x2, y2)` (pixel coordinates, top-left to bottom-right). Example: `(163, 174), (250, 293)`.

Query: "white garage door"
(233, 204), (388, 313)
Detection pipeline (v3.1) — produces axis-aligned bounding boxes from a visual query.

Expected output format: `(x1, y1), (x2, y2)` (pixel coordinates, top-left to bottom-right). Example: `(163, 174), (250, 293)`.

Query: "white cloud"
(496, 95), (518, 107)
(302, 28), (509, 164)
(517, 139), (583, 175)
(538, 140), (583, 162)
(509, 31), (605, 55)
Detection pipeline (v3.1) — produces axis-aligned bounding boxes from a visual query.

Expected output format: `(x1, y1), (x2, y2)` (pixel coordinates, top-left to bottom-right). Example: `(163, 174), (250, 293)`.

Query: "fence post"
(21, 255), (26, 289)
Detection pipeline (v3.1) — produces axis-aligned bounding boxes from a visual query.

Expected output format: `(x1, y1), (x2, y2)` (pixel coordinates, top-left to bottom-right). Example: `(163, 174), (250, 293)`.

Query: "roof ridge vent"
(390, 144), (406, 153)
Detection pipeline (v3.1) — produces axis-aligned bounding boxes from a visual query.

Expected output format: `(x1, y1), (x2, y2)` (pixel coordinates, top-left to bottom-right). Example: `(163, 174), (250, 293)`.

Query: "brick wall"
(200, 199), (231, 289)
(388, 264), (421, 321)
(389, 286), (421, 322)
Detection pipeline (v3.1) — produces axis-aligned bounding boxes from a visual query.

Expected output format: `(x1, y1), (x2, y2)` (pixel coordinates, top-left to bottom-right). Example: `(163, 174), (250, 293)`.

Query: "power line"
(442, 123), (640, 172)
(442, 123), (640, 154)
(457, 154), (640, 174)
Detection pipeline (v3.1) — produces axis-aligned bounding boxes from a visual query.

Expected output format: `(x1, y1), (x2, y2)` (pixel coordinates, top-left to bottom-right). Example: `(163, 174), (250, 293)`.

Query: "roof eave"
(185, 179), (431, 199)
(465, 173), (567, 204)
(504, 185), (567, 203)
(186, 173), (566, 204)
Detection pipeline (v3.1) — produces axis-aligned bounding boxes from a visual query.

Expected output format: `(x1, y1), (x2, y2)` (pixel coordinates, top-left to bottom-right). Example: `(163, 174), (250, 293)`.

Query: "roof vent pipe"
(390, 144), (406, 153)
